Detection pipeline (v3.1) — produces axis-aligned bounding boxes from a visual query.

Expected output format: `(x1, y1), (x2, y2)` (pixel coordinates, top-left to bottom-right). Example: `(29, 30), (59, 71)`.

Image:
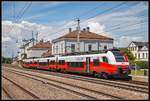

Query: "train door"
(86, 57), (90, 73)
(56, 57), (58, 69)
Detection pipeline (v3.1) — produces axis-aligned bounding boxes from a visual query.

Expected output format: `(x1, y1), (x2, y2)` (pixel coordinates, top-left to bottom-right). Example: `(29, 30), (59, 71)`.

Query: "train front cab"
(106, 50), (131, 79)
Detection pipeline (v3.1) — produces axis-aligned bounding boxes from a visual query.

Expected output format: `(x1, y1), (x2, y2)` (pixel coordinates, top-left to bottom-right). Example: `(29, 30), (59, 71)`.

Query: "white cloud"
(2, 20), (54, 57)
(114, 36), (144, 47)
(2, 2), (148, 57)
(2, 36), (11, 42)
(88, 21), (105, 33)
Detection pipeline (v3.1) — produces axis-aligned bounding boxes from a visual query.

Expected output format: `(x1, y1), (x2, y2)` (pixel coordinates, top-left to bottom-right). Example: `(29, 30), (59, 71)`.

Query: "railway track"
(4, 65), (148, 86)
(2, 75), (41, 100)
(2, 87), (13, 99)
(3, 68), (125, 100)
(3, 66), (149, 94)
(45, 71), (149, 94)
(5, 64), (148, 86)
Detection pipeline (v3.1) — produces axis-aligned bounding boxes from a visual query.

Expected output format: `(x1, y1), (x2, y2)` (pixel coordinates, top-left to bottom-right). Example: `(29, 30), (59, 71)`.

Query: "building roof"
(52, 30), (113, 42)
(132, 41), (148, 47)
(27, 40), (51, 50)
(128, 41), (148, 48)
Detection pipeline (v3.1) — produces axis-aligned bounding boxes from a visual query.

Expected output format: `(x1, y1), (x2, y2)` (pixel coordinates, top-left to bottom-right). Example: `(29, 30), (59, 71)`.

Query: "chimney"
(47, 41), (50, 43)
(86, 27), (90, 32)
(69, 28), (72, 33)
(83, 28), (86, 31)
(40, 39), (43, 43)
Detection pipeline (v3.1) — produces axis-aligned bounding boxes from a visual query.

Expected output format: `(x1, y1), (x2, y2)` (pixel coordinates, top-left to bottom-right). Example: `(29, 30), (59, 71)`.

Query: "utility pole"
(12, 50), (14, 62)
(35, 32), (38, 44)
(32, 31), (34, 46)
(76, 18), (80, 52)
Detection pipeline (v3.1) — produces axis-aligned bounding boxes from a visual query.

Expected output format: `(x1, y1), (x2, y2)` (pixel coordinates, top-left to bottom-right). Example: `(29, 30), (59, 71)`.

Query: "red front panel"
(90, 62), (117, 74)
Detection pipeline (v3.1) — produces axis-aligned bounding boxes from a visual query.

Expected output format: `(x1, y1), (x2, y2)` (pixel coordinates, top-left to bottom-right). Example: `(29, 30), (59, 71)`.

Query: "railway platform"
(130, 75), (148, 83)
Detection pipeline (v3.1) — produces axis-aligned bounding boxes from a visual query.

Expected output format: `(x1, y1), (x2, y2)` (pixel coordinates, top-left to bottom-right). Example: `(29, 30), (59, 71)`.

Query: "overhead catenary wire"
(114, 30), (147, 38)
(41, 16), (147, 41)
(81, 2), (127, 24)
(41, 2), (129, 39)
(41, 20), (148, 43)
(6, 2), (32, 41)
(42, 2), (143, 39)
(40, 3), (106, 39)
(96, 20), (147, 35)
(6, 2), (29, 35)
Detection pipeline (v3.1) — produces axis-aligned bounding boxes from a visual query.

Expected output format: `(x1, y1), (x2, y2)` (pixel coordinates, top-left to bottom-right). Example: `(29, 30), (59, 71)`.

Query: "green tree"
(2, 57), (12, 64)
(118, 48), (135, 64)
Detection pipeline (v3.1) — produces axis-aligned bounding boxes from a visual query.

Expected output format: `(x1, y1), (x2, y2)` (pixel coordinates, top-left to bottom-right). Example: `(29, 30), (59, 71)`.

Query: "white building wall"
(52, 41), (65, 55)
(52, 39), (114, 55)
(84, 42), (98, 51)
(138, 51), (148, 61)
(99, 41), (113, 50)
(27, 49), (48, 58)
(18, 49), (24, 60)
(66, 41), (77, 53)
(79, 41), (84, 52)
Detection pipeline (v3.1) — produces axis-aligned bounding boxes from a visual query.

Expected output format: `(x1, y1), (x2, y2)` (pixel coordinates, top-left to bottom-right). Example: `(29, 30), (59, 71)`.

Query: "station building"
(52, 27), (114, 55)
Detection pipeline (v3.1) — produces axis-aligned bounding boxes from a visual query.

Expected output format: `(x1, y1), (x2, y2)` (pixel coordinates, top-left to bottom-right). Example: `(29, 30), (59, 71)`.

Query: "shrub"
(134, 61), (149, 69)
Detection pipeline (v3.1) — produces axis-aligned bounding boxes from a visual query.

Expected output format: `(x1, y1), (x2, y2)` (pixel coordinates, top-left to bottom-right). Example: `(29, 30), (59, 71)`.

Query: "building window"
(135, 47), (137, 51)
(53, 46), (55, 53)
(146, 53), (148, 58)
(135, 53), (137, 59)
(71, 44), (75, 52)
(138, 53), (140, 59)
(104, 45), (107, 50)
(56, 46), (58, 54)
(88, 45), (92, 51)
(143, 53), (145, 59)
(61, 43), (63, 53)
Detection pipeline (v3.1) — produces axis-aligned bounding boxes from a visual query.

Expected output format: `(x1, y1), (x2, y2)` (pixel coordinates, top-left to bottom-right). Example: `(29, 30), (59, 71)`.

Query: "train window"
(115, 56), (125, 62)
(59, 60), (65, 65)
(39, 62), (48, 65)
(102, 57), (108, 63)
(93, 59), (99, 66)
(79, 62), (84, 67)
(50, 60), (55, 65)
(112, 51), (122, 56)
(112, 51), (125, 62)
(68, 62), (84, 68)
(47, 59), (49, 65)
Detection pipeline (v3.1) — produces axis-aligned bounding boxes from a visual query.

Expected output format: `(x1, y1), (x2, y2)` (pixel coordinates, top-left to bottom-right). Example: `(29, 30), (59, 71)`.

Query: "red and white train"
(22, 49), (131, 79)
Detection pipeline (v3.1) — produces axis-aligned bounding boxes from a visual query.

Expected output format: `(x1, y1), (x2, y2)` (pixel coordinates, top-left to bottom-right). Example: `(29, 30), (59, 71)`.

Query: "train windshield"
(112, 51), (125, 62)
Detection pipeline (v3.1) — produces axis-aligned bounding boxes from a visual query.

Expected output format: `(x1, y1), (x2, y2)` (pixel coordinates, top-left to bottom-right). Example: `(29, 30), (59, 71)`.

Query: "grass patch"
(131, 70), (145, 76)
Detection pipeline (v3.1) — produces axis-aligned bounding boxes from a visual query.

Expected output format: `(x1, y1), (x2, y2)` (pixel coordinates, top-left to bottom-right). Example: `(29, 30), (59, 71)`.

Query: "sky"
(2, 1), (148, 57)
